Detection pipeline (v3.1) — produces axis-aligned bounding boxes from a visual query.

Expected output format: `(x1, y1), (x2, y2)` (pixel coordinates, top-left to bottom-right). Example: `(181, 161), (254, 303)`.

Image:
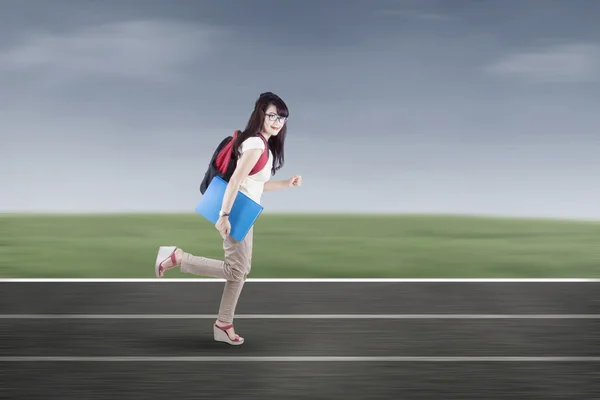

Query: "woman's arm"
(263, 180), (288, 192)
(215, 147), (262, 237)
(264, 175), (302, 191)
(220, 148), (262, 213)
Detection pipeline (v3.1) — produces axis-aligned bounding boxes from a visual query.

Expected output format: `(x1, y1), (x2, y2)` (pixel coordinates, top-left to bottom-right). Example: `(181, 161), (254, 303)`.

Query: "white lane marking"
(1, 314), (599, 319)
(1, 356), (599, 362)
(1, 278), (599, 282)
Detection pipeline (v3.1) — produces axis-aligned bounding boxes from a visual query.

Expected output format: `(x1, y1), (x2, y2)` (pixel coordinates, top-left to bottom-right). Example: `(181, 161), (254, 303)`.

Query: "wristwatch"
(219, 210), (230, 218)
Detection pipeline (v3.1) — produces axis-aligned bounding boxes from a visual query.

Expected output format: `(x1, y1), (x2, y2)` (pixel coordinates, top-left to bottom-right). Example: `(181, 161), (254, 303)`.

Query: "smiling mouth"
(271, 125), (279, 130)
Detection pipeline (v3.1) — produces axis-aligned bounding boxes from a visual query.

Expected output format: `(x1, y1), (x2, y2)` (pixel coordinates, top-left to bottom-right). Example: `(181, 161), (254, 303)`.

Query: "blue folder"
(194, 176), (264, 242)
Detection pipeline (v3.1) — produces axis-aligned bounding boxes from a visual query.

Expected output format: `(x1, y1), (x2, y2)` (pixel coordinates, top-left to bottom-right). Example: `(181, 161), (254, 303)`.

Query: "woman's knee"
(224, 261), (250, 281)
(231, 266), (247, 281)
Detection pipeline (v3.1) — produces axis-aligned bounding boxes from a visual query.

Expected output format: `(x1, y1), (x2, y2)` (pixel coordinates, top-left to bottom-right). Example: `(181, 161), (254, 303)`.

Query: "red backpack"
(200, 130), (269, 194)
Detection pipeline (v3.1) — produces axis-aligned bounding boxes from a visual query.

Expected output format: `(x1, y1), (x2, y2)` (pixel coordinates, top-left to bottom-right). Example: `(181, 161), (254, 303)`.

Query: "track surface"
(1, 280), (599, 399)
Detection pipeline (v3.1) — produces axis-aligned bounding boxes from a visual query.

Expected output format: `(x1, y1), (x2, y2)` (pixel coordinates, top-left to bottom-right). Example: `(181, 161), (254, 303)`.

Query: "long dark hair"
(231, 92), (289, 175)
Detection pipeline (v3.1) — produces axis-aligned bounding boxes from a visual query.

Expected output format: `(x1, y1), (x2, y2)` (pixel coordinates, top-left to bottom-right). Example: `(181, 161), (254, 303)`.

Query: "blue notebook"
(194, 176), (264, 242)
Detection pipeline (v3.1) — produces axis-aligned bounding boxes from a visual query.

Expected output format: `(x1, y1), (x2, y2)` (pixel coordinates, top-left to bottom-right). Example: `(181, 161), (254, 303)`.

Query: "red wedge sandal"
(214, 324), (244, 345)
(155, 246), (177, 277)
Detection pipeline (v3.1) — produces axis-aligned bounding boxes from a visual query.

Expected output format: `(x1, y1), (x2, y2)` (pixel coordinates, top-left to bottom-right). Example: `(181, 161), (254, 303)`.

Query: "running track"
(1, 279), (599, 399)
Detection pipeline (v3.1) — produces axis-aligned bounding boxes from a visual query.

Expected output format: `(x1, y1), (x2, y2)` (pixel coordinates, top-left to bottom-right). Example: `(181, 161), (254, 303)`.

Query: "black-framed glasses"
(266, 113), (287, 123)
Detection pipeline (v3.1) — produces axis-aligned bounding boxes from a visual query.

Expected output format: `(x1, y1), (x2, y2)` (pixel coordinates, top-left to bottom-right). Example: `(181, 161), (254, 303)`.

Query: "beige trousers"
(180, 227), (253, 324)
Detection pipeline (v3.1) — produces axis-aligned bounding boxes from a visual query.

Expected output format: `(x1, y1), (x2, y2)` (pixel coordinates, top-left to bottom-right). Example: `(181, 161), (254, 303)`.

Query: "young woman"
(154, 92), (302, 345)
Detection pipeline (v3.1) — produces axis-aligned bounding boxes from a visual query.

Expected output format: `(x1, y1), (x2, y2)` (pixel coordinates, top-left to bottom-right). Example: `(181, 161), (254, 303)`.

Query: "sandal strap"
(215, 323), (240, 341)
(159, 248), (178, 271)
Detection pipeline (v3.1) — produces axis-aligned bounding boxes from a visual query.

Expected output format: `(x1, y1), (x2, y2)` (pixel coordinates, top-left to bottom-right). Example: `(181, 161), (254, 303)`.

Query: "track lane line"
(2, 356), (599, 362)
(1, 314), (599, 319)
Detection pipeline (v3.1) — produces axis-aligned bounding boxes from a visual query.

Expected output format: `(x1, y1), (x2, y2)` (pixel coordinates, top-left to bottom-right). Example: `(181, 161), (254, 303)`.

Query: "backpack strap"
(215, 131), (269, 176)
(249, 133), (269, 175)
(214, 130), (240, 174)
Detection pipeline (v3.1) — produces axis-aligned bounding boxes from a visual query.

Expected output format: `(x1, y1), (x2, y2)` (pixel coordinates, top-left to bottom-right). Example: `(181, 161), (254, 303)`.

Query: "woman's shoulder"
(241, 135), (264, 145)
(240, 136), (266, 152)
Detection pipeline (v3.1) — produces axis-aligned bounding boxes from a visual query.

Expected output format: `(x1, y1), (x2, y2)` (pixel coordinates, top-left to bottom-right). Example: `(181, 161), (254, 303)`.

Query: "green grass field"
(1, 213), (599, 278)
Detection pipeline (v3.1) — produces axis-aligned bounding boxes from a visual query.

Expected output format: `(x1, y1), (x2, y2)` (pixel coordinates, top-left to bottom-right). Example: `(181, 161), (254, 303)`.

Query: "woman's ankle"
(174, 248), (184, 266)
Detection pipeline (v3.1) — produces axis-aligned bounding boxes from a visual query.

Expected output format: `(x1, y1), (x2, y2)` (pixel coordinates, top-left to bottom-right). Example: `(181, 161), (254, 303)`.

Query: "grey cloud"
(0, 20), (227, 83)
(484, 43), (600, 83)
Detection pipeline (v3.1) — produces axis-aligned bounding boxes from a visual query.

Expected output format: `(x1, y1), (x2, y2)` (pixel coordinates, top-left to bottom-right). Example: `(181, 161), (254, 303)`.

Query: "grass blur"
(1, 213), (599, 278)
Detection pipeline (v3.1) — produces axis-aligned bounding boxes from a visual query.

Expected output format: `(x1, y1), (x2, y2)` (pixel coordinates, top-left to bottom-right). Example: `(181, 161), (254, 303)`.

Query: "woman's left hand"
(287, 175), (302, 188)
(215, 216), (231, 238)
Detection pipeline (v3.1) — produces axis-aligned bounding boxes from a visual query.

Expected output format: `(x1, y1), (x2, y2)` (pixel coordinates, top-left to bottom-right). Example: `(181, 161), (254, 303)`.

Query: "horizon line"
(1, 211), (598, 222)
(2, 278), (599, 282)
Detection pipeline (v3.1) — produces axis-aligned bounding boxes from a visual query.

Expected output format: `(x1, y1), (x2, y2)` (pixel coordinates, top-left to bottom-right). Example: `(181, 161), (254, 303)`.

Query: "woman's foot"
(154, 246), (183, 277)
(214, 320), (244, 345)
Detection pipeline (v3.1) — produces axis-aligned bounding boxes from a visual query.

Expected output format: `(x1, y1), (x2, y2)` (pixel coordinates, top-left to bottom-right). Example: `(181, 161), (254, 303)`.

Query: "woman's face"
(262, 104), (287, 136)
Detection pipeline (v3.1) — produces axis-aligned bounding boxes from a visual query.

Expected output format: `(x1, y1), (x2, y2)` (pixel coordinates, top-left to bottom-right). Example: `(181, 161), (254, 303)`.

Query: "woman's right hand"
(216, 216), (231, 238)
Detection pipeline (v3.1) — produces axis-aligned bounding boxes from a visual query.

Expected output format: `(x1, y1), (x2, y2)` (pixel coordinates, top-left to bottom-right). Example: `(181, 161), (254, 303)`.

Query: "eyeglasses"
(266, 113), (287, 124)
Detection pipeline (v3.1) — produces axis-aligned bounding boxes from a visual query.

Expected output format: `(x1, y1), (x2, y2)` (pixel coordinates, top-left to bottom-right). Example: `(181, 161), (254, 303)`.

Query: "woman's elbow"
(228, 174), (244, 188)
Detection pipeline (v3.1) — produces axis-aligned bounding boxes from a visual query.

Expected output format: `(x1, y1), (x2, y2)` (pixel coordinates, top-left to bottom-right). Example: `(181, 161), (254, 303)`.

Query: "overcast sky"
(1, 0), (599, 219)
